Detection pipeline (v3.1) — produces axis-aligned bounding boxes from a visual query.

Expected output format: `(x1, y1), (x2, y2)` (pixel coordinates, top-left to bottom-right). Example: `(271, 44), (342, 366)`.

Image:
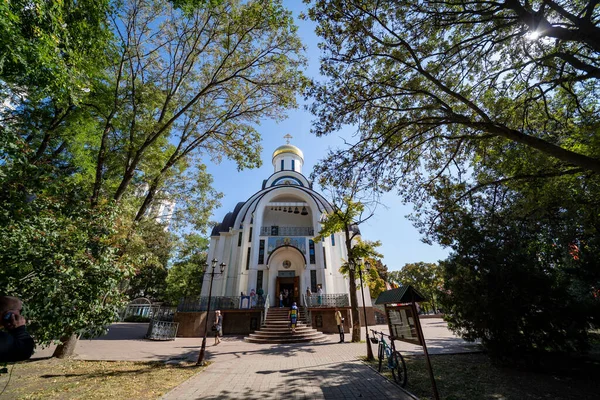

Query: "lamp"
(294, 207), (299, 214)
(288, 207), (293, 213)
(197, 258), (227, 365)
(301, 206), (308, 216)
(349, 258), (374, 360)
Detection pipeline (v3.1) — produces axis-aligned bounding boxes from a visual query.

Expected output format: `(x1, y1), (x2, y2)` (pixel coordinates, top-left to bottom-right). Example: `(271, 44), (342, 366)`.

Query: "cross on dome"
(283, 133), (293, 144)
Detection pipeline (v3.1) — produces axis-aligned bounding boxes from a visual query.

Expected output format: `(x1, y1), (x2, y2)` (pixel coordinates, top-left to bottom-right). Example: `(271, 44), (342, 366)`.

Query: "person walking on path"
(334, 307), (345, 343)
(289, 302), (299, 334)
(213, 310), (223, 345)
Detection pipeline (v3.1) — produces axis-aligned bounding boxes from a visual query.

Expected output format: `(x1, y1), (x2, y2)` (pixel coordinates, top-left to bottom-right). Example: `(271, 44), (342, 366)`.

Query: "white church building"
(175, 140), (375, 336)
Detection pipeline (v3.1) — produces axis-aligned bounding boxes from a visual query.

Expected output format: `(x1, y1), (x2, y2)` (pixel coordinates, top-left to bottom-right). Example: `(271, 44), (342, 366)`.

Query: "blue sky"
(202, 2), (450, 272)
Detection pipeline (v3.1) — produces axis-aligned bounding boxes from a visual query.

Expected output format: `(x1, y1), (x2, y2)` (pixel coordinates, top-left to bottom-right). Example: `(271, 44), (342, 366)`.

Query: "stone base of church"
(174, 307), (377, 337)
(307, 307), (376, 334)
(174, 310), (263, 337)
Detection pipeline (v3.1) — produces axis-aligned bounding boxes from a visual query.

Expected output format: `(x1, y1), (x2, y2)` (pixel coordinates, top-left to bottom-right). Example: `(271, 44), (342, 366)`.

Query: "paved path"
(33, 319), (480, 399)
(161, 338), (415, 400)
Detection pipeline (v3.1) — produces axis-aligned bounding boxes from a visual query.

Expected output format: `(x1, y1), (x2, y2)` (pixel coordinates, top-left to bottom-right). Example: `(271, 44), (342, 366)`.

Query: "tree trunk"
(52, 333), (79, 358)
(349, 269), (361, 342)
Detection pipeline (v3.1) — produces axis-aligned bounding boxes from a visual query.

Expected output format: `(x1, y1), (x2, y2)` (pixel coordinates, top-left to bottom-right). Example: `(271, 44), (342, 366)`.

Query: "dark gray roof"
(374, 285), (426, 304)
(210, 202), (246, 236)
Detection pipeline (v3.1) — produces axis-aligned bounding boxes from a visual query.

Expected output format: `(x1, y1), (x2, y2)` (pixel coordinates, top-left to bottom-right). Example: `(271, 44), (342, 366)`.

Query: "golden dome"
(272, 144), (304, 160)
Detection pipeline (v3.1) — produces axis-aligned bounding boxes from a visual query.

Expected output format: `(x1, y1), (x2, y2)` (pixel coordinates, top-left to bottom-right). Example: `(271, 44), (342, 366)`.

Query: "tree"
(0, 0), (113, 102)
(0, 189), (133, 357)
(315, 196), (381, 342)
(1, 0), (305, 357)
(366, 265), (386, 302)
(389, 262), (443, 313)
(165, 233), (209, 305)
(436, 177), (600, 357)
(371, 259), (389, 286)
(305, 0), (600, 358)
(125, 220), (175, 301)
(87, 0), (306, 214)
(305, 0), (600, 211)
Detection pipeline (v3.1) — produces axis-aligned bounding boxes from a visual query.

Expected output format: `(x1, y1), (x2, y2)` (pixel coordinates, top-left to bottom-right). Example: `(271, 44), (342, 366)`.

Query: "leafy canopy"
(305, 0), (600, 207)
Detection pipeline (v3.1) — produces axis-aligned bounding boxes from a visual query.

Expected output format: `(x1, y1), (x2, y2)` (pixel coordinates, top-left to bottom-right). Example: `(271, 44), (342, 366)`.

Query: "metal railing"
(261, 294), (270, 326)
(146, 320), (179, 341)
(177, 293), (349, 312)
(177, 296), (266, 312)
(259, 226), (314, 236)
(305, 293), (349, 308)
(301, 294), (311, 325)
(120, 304), (171, 321)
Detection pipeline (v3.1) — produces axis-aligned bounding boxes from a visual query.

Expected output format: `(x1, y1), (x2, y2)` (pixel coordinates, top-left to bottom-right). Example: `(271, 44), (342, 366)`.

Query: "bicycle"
(370, 329), (407, 387)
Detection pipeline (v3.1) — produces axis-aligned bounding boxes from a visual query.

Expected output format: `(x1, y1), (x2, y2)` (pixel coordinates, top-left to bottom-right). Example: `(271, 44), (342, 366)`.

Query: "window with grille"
(309, 240), (315, 264)
(258, 240), (265, 264)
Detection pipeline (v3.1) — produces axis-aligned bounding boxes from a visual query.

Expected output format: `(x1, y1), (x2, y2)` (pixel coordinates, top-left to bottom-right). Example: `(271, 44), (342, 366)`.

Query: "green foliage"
(366, 267), (386, 301)
(0, 0), (113, 102)
(306, 0), (600, 358)
(164, 233), (209, 304)
(437, 181), (600, 357)
(123, 315), (151, 323)
(306, 0), (600, 204)
(1, 0), (305, 352)
(124, 220), (174, 301)
(389, 262), (443, 313)
(0, 195), (133, 345)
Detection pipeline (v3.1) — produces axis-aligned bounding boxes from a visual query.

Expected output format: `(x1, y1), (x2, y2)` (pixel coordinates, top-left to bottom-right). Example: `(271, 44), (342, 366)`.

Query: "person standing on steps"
(306, 287), (312, 307)
(213, 310), (223, 345)
(289, 302), (299, 334)
(335, 307), (345, 343)
(279, 291), (284, 308)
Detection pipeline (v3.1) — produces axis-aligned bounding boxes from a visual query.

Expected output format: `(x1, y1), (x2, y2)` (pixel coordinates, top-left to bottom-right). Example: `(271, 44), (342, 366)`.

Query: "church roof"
(272, 144), (303, 161)
(210, 201), (245, 236)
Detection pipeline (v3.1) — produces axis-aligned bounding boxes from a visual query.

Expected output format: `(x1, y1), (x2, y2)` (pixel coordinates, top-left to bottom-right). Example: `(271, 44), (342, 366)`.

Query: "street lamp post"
(196, 258), (226, 366)
(350, 258), (374, 360)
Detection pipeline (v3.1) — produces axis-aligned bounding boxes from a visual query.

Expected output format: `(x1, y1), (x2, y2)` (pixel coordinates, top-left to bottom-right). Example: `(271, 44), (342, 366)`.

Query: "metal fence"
(120, 304), (176, 321)
(177, 296), (267, 312)
(304, 293), (349, 308)
(120, 304), (160, 320)
(259, 226), (314, 236)
(146, 320), (179, 340)
(177, 293), (349, 312)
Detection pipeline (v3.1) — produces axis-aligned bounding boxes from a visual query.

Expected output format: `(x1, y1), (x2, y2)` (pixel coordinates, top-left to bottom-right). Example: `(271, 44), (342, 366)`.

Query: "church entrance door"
(276, 277), (299, 307)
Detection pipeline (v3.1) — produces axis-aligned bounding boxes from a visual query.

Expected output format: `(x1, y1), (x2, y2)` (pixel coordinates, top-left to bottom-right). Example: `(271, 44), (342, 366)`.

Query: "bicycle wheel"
(390, 351), (407, 387)
(377, 343), (385, 372)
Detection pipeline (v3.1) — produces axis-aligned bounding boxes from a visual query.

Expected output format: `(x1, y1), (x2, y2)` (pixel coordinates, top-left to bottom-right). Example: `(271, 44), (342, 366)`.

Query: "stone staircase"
(244, 307), (328, 344)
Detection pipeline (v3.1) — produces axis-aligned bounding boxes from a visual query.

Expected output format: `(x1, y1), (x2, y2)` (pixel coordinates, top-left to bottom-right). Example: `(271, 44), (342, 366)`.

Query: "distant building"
(135, 183), (176, 229)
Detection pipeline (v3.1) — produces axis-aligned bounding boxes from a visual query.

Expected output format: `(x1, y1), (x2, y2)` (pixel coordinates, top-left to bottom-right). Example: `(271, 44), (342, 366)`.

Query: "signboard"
(385, 304), (421, 346)
(240, 296), (250, 309)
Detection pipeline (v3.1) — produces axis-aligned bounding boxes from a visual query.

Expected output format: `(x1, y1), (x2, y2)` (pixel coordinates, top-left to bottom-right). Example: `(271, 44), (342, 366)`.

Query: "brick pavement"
(32, 319), (479, 399)
(161, 338), (417, 400)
